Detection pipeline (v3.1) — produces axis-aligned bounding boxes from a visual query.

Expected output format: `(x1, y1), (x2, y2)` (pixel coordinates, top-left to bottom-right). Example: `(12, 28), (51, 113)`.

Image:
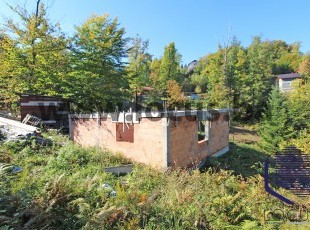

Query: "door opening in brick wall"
(116, 123), (134, 143)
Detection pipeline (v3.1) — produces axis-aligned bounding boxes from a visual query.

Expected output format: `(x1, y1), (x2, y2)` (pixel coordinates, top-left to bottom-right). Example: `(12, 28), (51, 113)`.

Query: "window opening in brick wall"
(116, 123), (134, 143)
(198, 120), (210, 143)
(198, 121), (206, 141)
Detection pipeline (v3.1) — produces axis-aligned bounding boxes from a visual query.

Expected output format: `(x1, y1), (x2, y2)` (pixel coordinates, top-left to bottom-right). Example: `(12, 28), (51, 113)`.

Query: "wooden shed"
(20, 93), (70, 129)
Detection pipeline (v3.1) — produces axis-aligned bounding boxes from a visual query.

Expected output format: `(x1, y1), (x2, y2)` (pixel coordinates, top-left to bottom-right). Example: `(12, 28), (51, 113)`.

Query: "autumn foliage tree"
(0, 2), (69, 111)
(298, 55), (310, 81)
(167, 80), (185, 108)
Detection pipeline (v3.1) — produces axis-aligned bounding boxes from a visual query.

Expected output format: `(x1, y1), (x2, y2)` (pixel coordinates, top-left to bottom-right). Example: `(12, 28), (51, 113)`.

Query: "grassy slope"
(0, 129), (309, 229)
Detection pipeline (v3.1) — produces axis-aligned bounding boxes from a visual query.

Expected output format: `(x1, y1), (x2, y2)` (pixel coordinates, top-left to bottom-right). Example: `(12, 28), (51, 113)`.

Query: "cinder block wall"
(70, 117), (166, 169)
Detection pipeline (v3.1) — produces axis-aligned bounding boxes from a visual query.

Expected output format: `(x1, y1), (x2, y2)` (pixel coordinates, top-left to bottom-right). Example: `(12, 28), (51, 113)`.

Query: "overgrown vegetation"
(0, 132), (309, 229)
(0, 1), (309, 229)
(259, 81), (310, 153)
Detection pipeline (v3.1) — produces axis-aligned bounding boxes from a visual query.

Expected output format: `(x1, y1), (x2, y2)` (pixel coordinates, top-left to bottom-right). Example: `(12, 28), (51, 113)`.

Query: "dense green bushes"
(0, 133), (309, 229)
(259, 81), (310, 154)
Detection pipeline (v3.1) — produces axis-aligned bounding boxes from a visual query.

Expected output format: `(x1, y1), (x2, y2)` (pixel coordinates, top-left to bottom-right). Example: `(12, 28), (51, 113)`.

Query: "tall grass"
(0, 131), (309, 229)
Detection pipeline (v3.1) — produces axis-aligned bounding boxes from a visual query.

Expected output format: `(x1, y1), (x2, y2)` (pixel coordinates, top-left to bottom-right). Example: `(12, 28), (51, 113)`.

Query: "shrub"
(1, 132), (309, 229)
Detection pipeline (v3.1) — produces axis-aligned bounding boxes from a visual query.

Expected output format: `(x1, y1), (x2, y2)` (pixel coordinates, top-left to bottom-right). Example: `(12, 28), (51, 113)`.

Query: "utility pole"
(30, 0), (41, 83)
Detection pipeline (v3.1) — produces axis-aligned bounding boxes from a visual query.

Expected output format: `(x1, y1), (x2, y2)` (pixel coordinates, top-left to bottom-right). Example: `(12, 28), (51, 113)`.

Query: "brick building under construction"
(69, 109), (230, 169)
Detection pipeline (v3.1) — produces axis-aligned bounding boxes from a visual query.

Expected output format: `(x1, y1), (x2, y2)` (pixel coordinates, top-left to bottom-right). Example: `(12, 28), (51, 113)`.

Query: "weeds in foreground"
(0, 132), (309, 229)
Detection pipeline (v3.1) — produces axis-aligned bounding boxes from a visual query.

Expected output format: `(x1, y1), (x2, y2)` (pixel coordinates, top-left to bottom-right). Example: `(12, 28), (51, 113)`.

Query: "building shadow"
(202, 142), (269, 178)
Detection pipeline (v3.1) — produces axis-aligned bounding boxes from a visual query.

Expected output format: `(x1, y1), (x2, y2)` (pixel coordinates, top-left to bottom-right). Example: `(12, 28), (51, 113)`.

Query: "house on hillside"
(69, 109), (230, 170)
(187, 60), (198, 75)
(277, 73), (301, 92)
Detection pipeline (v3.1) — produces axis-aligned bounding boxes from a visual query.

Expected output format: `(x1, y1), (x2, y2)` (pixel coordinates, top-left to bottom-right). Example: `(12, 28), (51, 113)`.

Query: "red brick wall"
(168, 113), (229, 167)
(70, 112), (229, 169)
(169, 116), (205, 167)
(71, 117), (165, 169)
(208, 113), (230, 154)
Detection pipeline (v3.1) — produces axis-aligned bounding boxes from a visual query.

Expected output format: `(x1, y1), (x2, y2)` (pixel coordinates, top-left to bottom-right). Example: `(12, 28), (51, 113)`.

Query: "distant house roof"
(277, 73), (301, 79)
(187, 60), (198, 73)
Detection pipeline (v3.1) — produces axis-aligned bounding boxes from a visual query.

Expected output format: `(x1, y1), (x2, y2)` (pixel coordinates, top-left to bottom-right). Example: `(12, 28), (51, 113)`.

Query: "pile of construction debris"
(0, 116), (38, 141)
(0, 116), (54, 146)
(0, 117), (38, 142)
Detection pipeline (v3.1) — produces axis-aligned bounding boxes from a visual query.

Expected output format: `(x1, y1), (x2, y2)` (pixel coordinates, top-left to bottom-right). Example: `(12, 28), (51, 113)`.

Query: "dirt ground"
(229, 126), (260, 144)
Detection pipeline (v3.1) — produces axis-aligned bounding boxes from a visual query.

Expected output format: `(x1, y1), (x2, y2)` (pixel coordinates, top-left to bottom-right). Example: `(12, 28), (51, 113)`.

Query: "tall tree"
(166, 79), (185, 108)
(259, 86), (294, 152)
(202, 51), (228, 108)
(158, 42), (181, 91)
(0, 2), (69, 110)
(68, 14), (128, 112)
(224, 38), (248, 111)
(247, 36), (273, 120)
(149, 58), (161, 84)
(126, 35), (152, 94)
(230, 46), (248, 115)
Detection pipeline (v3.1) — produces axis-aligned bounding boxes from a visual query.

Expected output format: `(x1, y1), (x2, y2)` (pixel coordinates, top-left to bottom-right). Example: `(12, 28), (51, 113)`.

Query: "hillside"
(1, 131), (309, 229)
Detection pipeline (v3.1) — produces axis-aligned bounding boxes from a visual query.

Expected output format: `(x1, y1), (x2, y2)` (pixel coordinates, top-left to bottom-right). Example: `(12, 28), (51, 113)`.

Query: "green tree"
(230, 46), (249, 117)
(166, 79), (185, 108)
(287, 80), (310, 132)
(149, 58), (161, 85)
(0, 2), (69, 111)
(298, 55), (310, 81)
(158, 42), (181, 91)
(224, 38), (248, 112)
(202, 51), (228, 108)
(188, 57), (208, 93)
(270, 41), (301, 74)
(190, 73), (207, 93)
(277, 80), (310, 153)
(126, 35), (152, 94)
(259, 86), (293, 152)
(0, 33), (24, 109)
(246, 36), (273, 120)
(68, 14), (128, 112)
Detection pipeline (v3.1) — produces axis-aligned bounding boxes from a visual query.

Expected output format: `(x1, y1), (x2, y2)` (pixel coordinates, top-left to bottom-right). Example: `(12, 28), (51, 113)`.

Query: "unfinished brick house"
(69, 109), (230, 169)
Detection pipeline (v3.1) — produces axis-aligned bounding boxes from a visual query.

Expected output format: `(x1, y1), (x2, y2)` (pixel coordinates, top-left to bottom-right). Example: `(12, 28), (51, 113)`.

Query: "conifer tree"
(259, 86), (294, 152)
(158, 42), (181, 91)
